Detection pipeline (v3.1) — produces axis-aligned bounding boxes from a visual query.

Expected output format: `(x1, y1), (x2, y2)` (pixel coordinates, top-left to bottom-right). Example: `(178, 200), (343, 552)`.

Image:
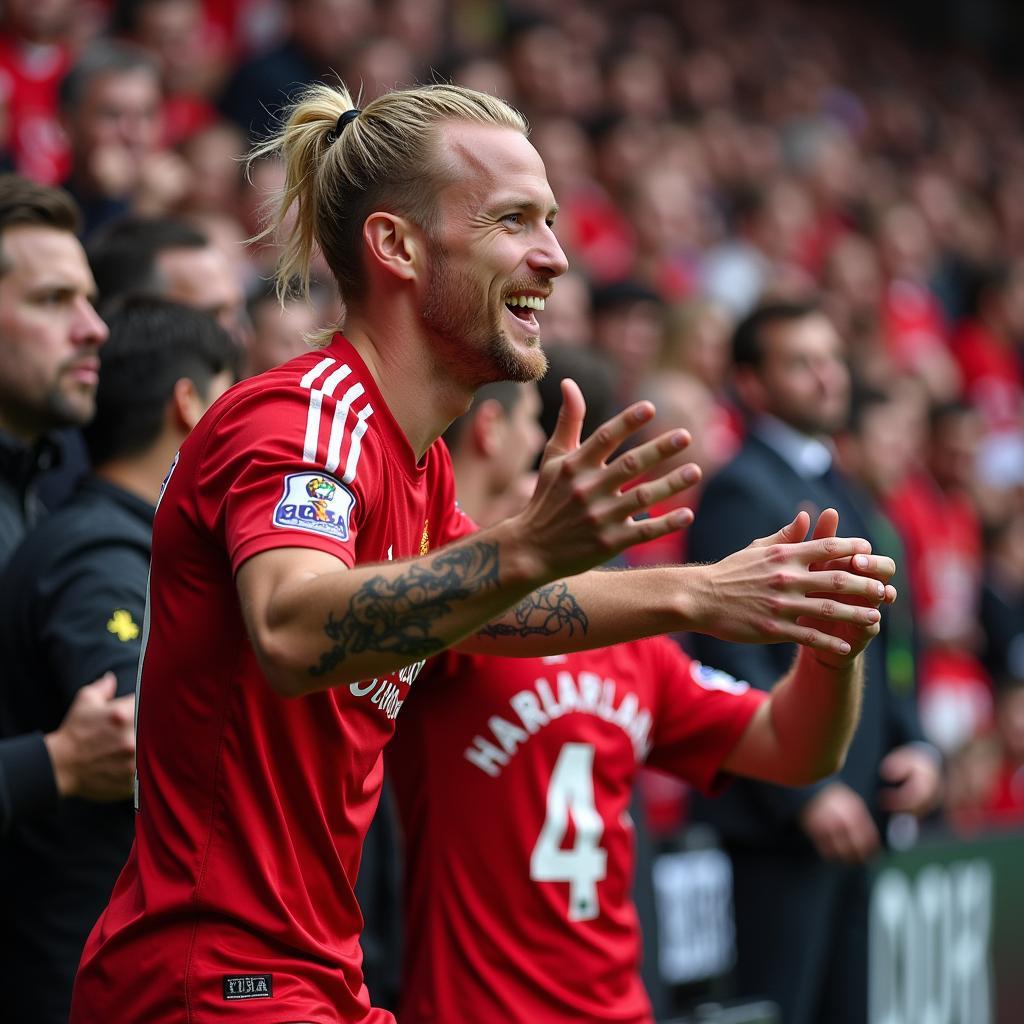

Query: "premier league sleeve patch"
(272, 471), (356, 542)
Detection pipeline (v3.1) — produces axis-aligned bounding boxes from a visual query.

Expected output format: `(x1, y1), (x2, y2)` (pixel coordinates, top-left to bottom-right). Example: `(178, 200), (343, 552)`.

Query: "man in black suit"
(687, 301), (942, 1024)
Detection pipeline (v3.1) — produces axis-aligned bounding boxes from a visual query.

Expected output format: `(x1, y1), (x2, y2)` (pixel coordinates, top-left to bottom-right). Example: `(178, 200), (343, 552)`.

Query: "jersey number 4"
(530, 742), (608, 921)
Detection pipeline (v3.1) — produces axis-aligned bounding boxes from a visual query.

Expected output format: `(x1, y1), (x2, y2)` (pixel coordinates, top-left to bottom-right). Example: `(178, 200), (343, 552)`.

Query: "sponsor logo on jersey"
(690, 661), (750, 695)
(273, 471), (355, 541)
(419, 518), (430, 555)
(222, 974), (273, 1000)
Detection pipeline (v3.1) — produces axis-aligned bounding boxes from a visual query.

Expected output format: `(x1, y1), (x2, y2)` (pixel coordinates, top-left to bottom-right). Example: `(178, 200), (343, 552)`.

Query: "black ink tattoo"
(308, 541), (500, 677)
(478, 581), (589, 640)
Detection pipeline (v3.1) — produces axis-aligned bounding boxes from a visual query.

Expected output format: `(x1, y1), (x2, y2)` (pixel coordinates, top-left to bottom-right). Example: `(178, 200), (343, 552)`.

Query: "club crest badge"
(273, 472), (356, 541)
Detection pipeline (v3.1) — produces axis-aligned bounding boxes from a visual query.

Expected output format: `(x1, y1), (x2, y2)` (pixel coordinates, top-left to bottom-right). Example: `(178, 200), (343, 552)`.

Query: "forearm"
(252, 524), (547, 695)
(767, 648), (863, 784)
(460, 564), (690, 655)
(1, 733), (57, 832)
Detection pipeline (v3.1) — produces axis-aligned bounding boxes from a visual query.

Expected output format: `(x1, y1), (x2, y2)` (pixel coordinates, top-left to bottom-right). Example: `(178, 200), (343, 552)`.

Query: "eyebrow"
(30, 281), (100, 304)
(490, 196), (560, 219)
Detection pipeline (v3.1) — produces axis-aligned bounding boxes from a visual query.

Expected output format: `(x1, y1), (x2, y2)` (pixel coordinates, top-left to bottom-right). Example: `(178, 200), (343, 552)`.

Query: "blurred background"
(7, 0), (1024, 1020)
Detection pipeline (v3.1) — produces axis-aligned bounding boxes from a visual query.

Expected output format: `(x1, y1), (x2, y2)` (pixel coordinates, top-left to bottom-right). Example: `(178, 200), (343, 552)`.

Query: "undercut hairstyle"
(83, 297), (237, 466)
(442, 380), (525, 450)
(0, 175), (80, 274)
(731, 299), (822, 369)
(249, 80), (527, 307)
(87, 216), (209, 310)
(58, 40), (159, 114)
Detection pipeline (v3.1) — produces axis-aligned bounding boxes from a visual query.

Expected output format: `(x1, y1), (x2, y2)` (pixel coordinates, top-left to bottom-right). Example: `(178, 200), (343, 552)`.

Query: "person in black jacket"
(0, 173), (137, 839)
(0, 297), (236, 1024)
(686, 301), (942, 1024)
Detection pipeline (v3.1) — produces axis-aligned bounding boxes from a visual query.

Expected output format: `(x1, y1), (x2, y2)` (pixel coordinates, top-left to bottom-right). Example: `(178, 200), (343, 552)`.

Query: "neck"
(344, 302), (475, 460)
(94, 438), (181, 507)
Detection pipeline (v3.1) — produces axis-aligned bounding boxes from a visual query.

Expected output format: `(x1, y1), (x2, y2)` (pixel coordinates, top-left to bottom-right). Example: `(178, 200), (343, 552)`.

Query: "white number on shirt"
(530, 742), (608, 921)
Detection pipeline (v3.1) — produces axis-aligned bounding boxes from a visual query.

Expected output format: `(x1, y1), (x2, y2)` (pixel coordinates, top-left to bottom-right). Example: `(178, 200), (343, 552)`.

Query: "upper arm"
(236, 546), (350, 661)
(39, 544), (150, 706)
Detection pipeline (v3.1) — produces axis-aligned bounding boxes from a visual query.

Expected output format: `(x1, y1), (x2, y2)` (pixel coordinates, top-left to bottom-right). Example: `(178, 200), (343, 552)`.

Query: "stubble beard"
(421, 243), (548, 387)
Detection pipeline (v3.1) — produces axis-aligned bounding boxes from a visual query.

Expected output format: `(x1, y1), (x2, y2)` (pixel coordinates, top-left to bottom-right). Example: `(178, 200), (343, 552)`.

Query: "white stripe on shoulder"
(302, 362), (352, 463)
(300, 356), (335, 388)
(342, 405), (374, 484)
(324, 381), (367, 472)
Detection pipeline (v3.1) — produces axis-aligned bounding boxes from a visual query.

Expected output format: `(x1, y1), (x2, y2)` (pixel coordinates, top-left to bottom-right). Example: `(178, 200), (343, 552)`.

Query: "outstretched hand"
(686, 508), (892, 658)
(512, 378), (702, 579)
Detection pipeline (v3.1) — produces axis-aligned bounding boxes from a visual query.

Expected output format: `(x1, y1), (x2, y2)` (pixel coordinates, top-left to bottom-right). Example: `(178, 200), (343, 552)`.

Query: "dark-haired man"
(88, 214), (248, 344)
(0, 297), (236, 1024)
(0, 173), (136, 840)
(687, 301), (942, 1024)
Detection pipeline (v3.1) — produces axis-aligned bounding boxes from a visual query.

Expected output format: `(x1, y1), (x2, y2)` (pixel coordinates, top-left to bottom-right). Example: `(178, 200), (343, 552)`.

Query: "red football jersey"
(71, 335), (474, 1024)
(387, 639), (767, 1024)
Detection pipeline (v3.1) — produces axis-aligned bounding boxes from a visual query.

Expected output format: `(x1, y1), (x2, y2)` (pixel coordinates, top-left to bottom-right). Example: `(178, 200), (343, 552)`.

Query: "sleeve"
(196, 386), (379, 573)
(0, 732), (57, 835)
(36, 541), (150, 708)
(643, 637), (768, 795)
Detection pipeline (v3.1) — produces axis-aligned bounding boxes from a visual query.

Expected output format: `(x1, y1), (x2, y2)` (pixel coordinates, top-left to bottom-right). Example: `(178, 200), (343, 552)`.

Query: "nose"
(528, 223), (569, 280)
(72, 297), (109, 349)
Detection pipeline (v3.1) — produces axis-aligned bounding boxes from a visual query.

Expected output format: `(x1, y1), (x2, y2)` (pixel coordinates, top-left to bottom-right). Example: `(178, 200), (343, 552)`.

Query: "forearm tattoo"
(308, 541), (500, 677)
(479, 581), (589, 640)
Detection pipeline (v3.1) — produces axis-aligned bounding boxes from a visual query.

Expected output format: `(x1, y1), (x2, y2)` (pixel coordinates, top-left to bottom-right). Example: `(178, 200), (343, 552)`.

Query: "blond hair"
(249, 81), (527, 309)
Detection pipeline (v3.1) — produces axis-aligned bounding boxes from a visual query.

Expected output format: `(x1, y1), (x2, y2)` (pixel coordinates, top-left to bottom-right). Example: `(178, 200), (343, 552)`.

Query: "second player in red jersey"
(390, 641), (765, 1024)
(386, 378), (898, 1024)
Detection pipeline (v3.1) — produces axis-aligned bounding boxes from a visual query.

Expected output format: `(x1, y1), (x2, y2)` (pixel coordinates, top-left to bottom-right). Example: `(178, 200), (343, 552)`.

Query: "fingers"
(542, 378), (586, 462)
(78, 671), (117, 702)
(830, 815), (881, 863)
(752, 510), (811, 548)
(601, 428), (694, 490)
(816, 553), (897, 584)
(571, 399), (657, 466)
(810, 507), (840, 542)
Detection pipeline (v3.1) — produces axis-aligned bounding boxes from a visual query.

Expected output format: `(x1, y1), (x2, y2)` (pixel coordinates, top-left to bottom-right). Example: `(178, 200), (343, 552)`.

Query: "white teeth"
(506, 295), (545, 311)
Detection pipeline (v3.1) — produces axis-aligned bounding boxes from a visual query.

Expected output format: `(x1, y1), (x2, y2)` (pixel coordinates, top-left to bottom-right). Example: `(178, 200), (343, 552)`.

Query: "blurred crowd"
(3, 0), (1024, 884)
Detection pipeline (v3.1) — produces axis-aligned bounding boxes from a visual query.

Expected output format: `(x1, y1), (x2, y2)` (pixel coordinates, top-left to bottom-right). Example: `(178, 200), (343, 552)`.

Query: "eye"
(502, 212), (523, 226)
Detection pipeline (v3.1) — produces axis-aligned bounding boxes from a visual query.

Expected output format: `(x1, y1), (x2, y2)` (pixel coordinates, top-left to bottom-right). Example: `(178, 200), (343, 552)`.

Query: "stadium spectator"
(887, 399), (992, 753)
(72, 80), (884, 1024)
(59, 40), (190, 237)
(87, 214), (248, 345)
(0, 174), (133, 840)
(111, 0), (225, 147)
(218, 0), (374, 141)
(981, 510), (1024, 690)
(591, 279), (666, 409)
(0, 297), (236, 1024)
(244, 279), (318, 377)
(687, 300), (942, 1024)
(0, 0), (75, 184)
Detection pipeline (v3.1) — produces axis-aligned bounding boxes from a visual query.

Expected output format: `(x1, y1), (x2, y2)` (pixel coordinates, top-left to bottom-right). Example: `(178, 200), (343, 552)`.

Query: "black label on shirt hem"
(223, 974), (273, 1000)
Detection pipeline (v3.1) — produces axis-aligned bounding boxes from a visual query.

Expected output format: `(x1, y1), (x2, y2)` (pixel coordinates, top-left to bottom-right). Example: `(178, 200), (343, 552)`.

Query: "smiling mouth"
(504, 294), (545, 326)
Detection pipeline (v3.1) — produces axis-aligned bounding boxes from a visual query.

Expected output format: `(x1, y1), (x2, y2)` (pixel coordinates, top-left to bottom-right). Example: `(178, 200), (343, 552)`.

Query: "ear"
(470, 398), (505, 458)
(170, 377), (204, 433)
(363, 212), (423, 284)
(733, 364), (769, 416)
